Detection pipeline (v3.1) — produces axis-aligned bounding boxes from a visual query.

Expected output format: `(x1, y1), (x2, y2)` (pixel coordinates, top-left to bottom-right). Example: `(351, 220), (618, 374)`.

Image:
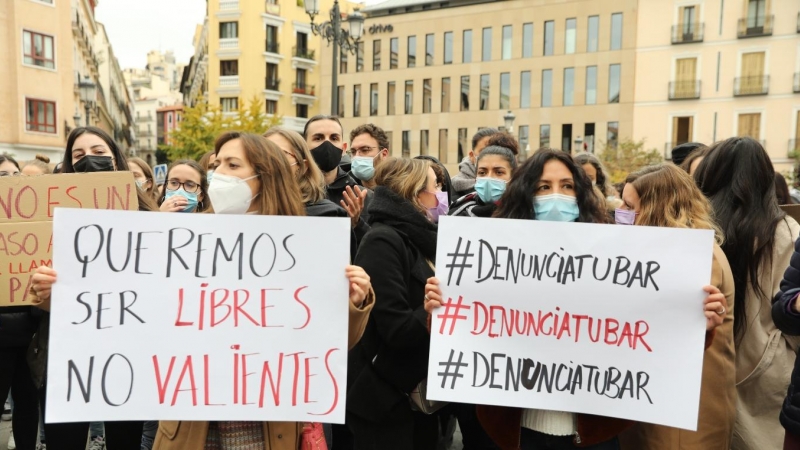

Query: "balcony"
(265, 78), (280, 91)
(734, 76), (769, 96)
(265, 2), (280, 15)
(737, 15), (773, 38)
(669, 80), (701, 100)
(292, 83), (315, 96)
(265, 41), (280, 54)
(220, 76), (239, 87)
(219, 38), (239, 50)
(795, 73), (800, 93)
(671, 23), (704, 44)
(292, 46), (317, 71)
(293, 46), (316, 60)
(219, 0), (239, 10)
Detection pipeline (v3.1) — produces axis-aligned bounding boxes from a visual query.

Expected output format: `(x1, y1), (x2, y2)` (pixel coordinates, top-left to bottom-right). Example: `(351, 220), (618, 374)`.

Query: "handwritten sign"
(0, 173), (138, 306)
(47, 209), (350, 423)
(427, 216), (714, 431)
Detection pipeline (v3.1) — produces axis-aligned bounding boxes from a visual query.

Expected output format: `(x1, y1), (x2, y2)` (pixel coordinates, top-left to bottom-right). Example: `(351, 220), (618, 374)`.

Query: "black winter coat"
(348, 186), (437, 423)
(773, 236), (800, 435)
(0, 306), (39, 348)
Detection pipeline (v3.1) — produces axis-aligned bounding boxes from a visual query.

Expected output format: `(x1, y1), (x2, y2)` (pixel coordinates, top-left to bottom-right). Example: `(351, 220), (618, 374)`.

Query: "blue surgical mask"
(534, 194), (579, 222)
(474, 177), (507, 203)
(207, 169), (214, 183)
(135, 180), (145, 190)
(351, 156), (376, 181)
(165, 189), (199, 213)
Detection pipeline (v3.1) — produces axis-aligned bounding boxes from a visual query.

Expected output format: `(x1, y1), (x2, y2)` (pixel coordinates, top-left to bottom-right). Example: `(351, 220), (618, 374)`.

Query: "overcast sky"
(96, 0), (384, 71)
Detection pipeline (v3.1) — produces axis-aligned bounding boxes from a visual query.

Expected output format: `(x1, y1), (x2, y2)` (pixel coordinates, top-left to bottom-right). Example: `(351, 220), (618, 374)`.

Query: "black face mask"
(73, 155), (115, 173)
(310, 140), (343, 172)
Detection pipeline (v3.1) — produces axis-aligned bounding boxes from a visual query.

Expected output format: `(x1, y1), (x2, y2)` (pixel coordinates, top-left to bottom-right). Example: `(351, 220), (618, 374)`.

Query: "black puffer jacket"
(448, 192), (498, 218)
(773, 236), (800, 435)
(0, 306), (39, 348)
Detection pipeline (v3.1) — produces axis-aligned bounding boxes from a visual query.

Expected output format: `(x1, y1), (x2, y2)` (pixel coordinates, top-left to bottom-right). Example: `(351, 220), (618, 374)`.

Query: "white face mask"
(208, 173), (259, 214)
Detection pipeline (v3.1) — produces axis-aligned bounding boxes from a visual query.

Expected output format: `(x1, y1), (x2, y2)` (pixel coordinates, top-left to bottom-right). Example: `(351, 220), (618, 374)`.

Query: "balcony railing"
(671, 23), (704, 44)
(265, 2), (280, 15)
(265, 41), (280, 54)
(219, 38), (239, 50)
(293, 46), (316, 60)
(669, 80), (701, 100)
(219, 0), (239, 10)
(738, 15), (773, 38)
(220, 75), (239, 87)
(795, 73), (800, 93)
(734, 76), (769, 96)
(292, 83), (315, 96)
(265, 78), (280, 91)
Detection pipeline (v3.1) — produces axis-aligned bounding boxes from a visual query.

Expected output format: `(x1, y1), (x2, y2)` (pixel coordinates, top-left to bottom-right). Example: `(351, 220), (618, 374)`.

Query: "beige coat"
(733, 217), (800, 450)
(151, 291), (374, 450)
(619, 244), (736, 449)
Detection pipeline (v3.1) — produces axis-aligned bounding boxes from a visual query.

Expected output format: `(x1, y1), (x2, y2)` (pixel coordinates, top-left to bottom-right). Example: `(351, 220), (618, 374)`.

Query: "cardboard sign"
(154, 164), (167, 185)
(428, 216), (714, 431)
(0, 173), (138, 306)
(47, 209), (351, 423)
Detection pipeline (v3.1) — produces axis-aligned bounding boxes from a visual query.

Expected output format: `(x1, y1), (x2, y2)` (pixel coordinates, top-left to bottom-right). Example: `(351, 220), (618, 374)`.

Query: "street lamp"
(78, 75), (96, 127)
(503, 110), (516, 134)
(305, 0), (364, 115)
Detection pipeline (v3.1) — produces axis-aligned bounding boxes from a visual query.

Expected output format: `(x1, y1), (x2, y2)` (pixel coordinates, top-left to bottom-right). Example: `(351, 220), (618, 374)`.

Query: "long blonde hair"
(374, 157), (432, 214)
(263, 127), (326, 204)
(626, 163), (722, 244)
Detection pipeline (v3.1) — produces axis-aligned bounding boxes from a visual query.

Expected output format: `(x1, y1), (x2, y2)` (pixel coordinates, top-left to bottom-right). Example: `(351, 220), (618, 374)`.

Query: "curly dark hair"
(349, 123), (390, 150)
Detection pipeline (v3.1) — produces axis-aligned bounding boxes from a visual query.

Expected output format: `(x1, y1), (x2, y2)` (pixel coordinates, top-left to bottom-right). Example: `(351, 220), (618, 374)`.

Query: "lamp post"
(305, 0), (364, 116)
(78, 75), (96, 127)
(503, 110), (516, 134)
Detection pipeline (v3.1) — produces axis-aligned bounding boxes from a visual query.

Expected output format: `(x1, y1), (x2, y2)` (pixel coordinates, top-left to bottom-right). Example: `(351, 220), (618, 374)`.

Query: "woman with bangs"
(616, 163), (735, 450)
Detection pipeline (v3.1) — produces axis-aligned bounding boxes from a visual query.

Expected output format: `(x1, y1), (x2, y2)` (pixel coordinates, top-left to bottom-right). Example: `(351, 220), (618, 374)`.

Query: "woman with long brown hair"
(127, 156), (157, 201)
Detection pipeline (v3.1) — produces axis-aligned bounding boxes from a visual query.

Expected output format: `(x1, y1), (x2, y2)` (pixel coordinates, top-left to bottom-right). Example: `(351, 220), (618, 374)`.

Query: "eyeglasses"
(166, 178), (201, 193)
(350, 146), (379, 157)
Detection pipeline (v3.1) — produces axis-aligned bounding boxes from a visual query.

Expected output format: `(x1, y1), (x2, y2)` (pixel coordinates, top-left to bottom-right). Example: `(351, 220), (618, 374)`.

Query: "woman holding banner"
(449, 145), (517, 218)
(614, 163), (736, 450)
(423, 149), (728, 450)
(694, 137), (800, 450)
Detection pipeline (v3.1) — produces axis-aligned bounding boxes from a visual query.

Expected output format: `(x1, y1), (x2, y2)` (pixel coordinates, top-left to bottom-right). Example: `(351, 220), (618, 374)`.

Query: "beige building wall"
(631, 0), (800, 172)
(324, 0), (639, 172)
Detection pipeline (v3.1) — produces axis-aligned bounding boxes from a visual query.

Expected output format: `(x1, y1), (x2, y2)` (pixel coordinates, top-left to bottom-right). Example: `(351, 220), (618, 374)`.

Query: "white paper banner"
(428, 216), (714, 431)
(47, 209), (350, 423)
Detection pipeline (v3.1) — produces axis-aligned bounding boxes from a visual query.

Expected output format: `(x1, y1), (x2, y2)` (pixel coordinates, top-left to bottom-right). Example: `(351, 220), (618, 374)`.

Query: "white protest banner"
(427, 216), (714, 431)
(47, 208), (350, 423)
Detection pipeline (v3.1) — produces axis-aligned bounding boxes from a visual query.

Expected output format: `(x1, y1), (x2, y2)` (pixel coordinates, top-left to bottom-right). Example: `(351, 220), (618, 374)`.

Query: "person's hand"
(703, 285), (727, 331)
(32, 266), (58, 301)
(160, 194), (188, 212)
(347, 265), (371, 307)
(341, 185), (367, 229)
(424, 277), (443, 314)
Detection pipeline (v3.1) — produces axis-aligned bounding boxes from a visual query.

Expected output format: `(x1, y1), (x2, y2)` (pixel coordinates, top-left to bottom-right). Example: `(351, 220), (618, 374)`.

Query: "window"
(543, 21), (554, 56)
(426, 34), (434, 65)
(460, 76), (470, 111)
(520, 71), (531, 108)
(266, 25), (279, 53)
(482, 27), (492, 61)
(296, 68), (307, 88)
(674, 57), (698, 98)
(441, 77), (451, 112)
(22, 31), (54, 69)
(423, 79), (432, 113)
(266, 100), (278, 115)
(221, 97), (238, 112)
(480, 74), (490, 110)
(356, 42), (364, 72)
(565, 19), (576, 54)
(562, 124), (573, 152)
(266, 63), (279, 89)
(738, 51), (766, 95)
(563, 68), (574, 106)
(420, 130), (430, 156)
(25, 98), (56, 133)
(372, 40), (381, 70)
(611, 13), (623, 50)
(463, 30), (473, 63)
(408, 36), (417, 67)
(502, 25), (512, 60)
(405, 80), (413, 114)
(220, 22), (238, 39)
(607, 121), (619, 148)
(541, 69), (552, 107)
(340, 46), (348, 73)
(402, 131), (411, 158)
(296, 32), (309, 55)
(390, 38), (398, 69)
(587, 16), (599, 52)
(522, 23), (533, 58)
(585, 66), (597, 105)
(738, 113), (761, 139)
(438, 129), (449, 163)
(673, 116), (694, 146)
(370, 83), (379, 116)
(444, 32), (453, 64)
(386, 131), (393, 151)
(518, 126), (529, 153)
(220, 60), (238, 76)
(353, 84), (361, 117)
(540, 124), (550, 148)
(387, 82), (396, 115)
(337, 86), (345, 116)
(609, 64), (620, 103)
(458, 128), (468, 162)
(500, 73), (510, 109)
(296, 104), (308, 119)
(747, 0), (767, 29)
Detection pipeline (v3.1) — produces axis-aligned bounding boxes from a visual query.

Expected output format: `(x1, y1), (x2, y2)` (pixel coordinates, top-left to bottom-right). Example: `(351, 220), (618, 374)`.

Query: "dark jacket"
(449, 192), (498, 218)
(0, 306), (38, 348)
(327, 167), (373, 247)
(305, 199), (358, 260)
(773, 236), (800, 436)
(348, 186), (437, 423)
